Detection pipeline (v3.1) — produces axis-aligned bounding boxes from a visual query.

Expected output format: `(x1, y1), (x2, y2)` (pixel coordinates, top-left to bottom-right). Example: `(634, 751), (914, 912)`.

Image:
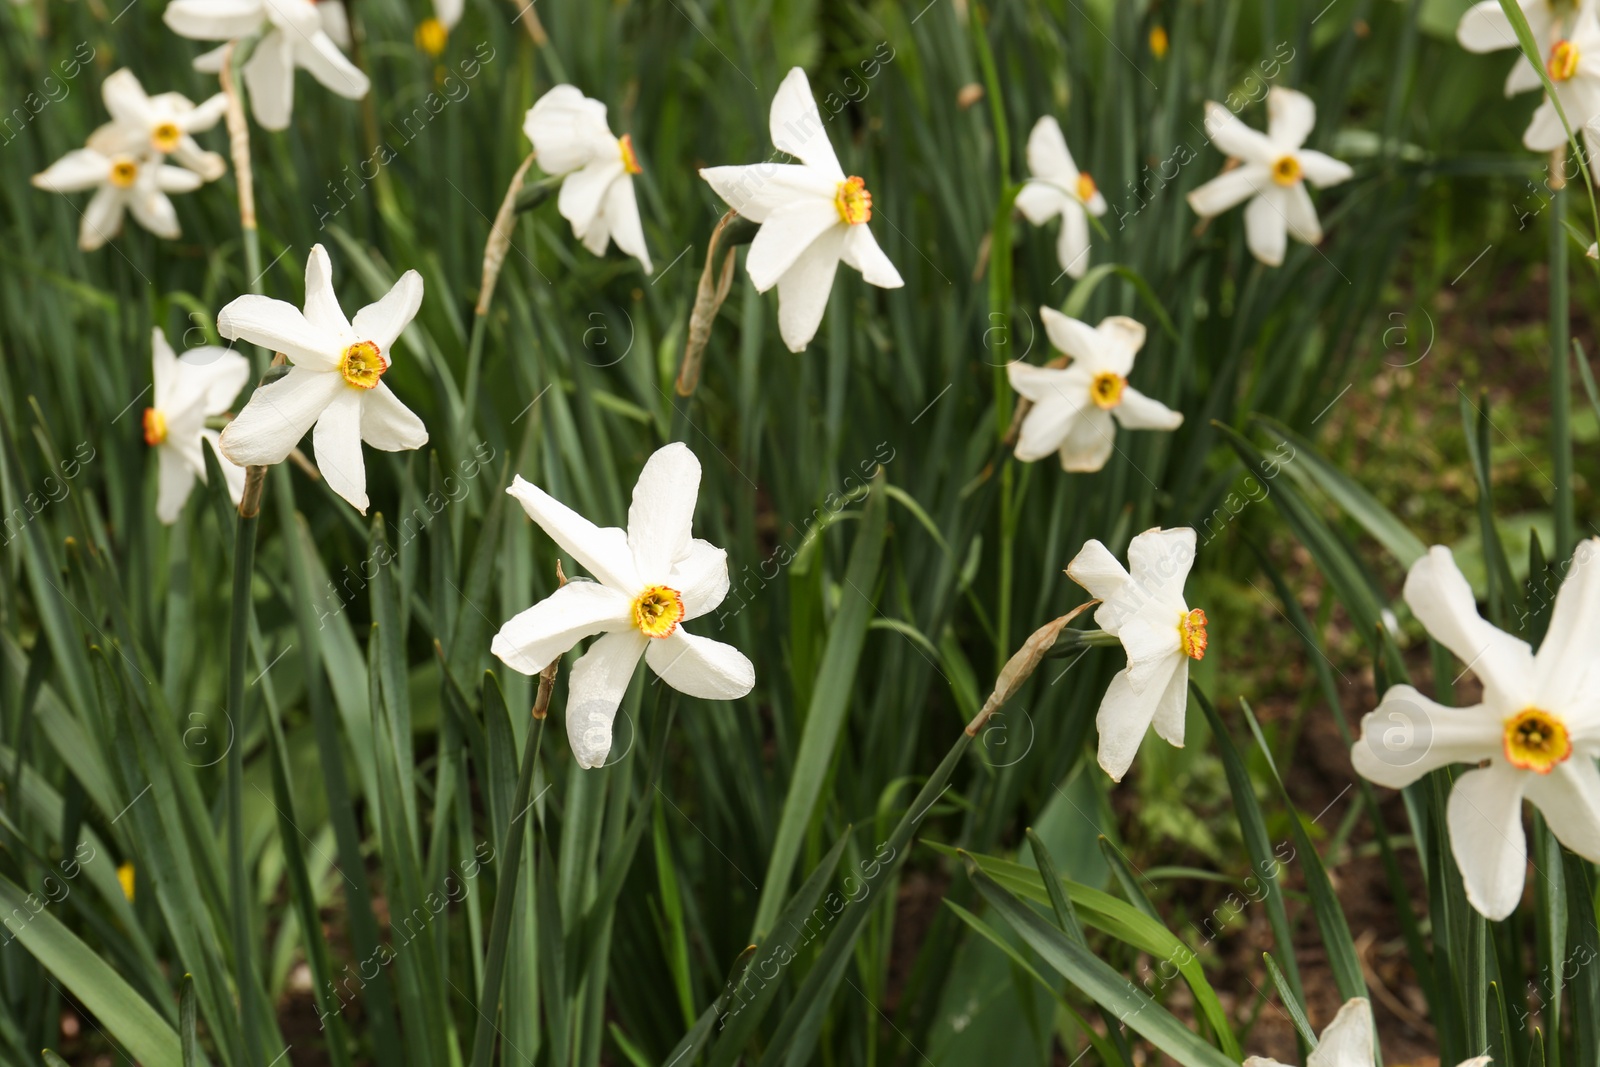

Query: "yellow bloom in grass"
(415, 17), (448, 57)
(1149, 25), (1168, 59)
(117, 863), (135, 902)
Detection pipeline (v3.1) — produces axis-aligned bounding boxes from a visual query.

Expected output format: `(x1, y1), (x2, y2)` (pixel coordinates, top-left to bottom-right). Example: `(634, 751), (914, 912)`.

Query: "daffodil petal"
(304, 244), (352, 335)
(1127, 527), (1196, 601)
(699, 163), (839, 223)
(626, 442), (701, 584)
(312, 389), (369, 513)
(566, 630), (647, 768)
(840, 225), (903, 289)
(155, 446), (197, 525)
(1244, 190), (1289, 267)
(523, 85), (614, 174)
(1447, 762), (1531, 920)
(1014, 180), (1067, 225)
(1295, 150), (1353, 187)
(1186, 165), (1268, 218)
(360, 383), (428, 452)
(1265, 87), (1315, 150)
(294, 31), (369, 97)
(1067, 538), (1131, 612)
(80, 186), (125, 251)
(1149, 662), (1189, 747)
(1350, 686), (1501, 789)
(645, 629), (755, 700)
(178, 346), (251, 415)
(1456, 0), (1520, 52)
(350, 270), (424, 354)
(101, 69), (152, 129)
(218, 365), (342, 467)
(604, 176), (651, 272)
(671, 539), (731, 620)
(1025, 115), (1077, 182)
(769, 67), (843, 180)
(1525, 756), (1600, 862)
(1533, 538), (1600, 710)
(164, 0), (265, 40)
(1057, 406), (1115, 472)
(1404, 545), (1534, 707)
(491, 582), (633, 675)
(243, 31), (295, 131)
(1094, 316), (1145, 373)
(1055, 201), (1091, 279)
(746, 198), (841, 292)
(775, 225), (845, 352)
(1114, 387), (1182, 431)
(506, 475), (641, 593)
(33, 149), (112, 193)
(1038, 307), (1102, 364)
(218, 295), (343, 369)
(129, 188), (181, 240)
(1014, 396), (1083, 464)
(1203, 101), (1275, 164)
(1095, 665), (1168, 781)
(558, 156), (625, 237)
(1282, 183), (1323, 245)
(1305, 999), (1375, 1067)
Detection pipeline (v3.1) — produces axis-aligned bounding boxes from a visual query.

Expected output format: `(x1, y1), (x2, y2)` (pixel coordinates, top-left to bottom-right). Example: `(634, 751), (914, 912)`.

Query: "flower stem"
(1551, 183), (1574, 560)
(227, 462), (268, 1067)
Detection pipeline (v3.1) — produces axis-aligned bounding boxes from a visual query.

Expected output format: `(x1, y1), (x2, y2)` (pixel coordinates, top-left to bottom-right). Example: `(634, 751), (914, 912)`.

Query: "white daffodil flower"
(492, 443), (755, 770)
(1066, 527), (1205, 782)
(700, 67), (904, 353)
(216, 244), (428, 514)
(1352, 541), (1600, 921)
(1517, 7), (1600, 158)
(522, 85), (652, 273)
(89, 69), (228, 182)
(1014, 116), (1107, 280)
(31, 147), (203, 251)
(165, 0), (369, 132)
(1458, 0), (1578, 97)
(1245, 997), (1490, 1067)
(145, 328), (250, 524)
(1186, 88), (1353, 267)
(1007, 308), (1181, 472)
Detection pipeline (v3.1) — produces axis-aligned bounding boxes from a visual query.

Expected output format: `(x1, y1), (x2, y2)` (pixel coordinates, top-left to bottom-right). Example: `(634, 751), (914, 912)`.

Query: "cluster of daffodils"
(490, 444), (755, 768)
(1458, 0), (1600, 158)
(524, 85), (653, 273)
(165, 0), (368, 131)
(1352, 541), (1600, 920)
(32, 70), (227, 251)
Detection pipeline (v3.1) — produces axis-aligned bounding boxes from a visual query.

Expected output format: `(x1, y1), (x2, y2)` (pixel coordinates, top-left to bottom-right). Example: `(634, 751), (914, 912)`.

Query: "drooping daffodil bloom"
(491, 443), (755, 769)
(1066, 527), (1205, 782)
(165, 0), (369, 131)
(216, 245), (428, 514)
(31, 147), (204, 251)
(1186, 88), (1353, 266)
(700, 67), (903, 352)
(1014, 116), (1106, 280)
(522, 85), (652, 273)
(1514, 7), (1600, 158)
(1245, 997), (1489, 1067)
(145, 328), (250, 524)
(90, 69), (228, 182)
(1007, 308), (1181, 472)
(1457, 0), (1579, 97)
(1352, 541), (1600, 920)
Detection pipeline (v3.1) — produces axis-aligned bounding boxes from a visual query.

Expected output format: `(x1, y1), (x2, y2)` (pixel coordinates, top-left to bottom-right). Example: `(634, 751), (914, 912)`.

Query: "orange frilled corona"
(632, 585), (685, 638)
(1502, 708), (1572, 774)
(834, 176), (872, 226)
(1178, 608), (1208, 660)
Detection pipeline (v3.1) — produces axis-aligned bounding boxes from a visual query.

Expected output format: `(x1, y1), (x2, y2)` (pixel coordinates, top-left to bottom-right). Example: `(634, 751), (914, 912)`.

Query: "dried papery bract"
(677, 210), (758, 396)
(478, 153), (537, 317)
(532, 560), (566, 721)
(966, 600), (1097, 736)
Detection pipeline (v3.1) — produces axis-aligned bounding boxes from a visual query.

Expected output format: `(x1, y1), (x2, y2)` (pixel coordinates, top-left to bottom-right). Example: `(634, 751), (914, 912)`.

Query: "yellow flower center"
(1271, 155), (1302, 186)
(1503, 708), (1572, 774)
(339, 340), (386, 389)
(632, 584), (685, 638)
(619, 133), (642, 175)
(1076, 172), (1098, 204)
(1178, 608), (1208, 660)
(834, 176), (873, 225)
(1549, 39), (1580, 81)
(143, 408), (168, 446)
(1089, 370), (1125, 409)
(415, 17), (448, 57)
(151, 121), (183, 154)
(1149, 25), (1169, 60)
(110, 157), (140, 189)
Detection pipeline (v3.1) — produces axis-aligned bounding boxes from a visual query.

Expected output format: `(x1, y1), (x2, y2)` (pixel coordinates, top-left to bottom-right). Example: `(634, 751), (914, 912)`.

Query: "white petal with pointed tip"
(506, 476), (641, 593)
(1447, 762), (1531, 921)
(775, 225), (845, 352)
(566, 630), (648, 768)
(361, 384), (428, 452)
(218, 365), (343, 466)
(312, 388), (369, 513)
(769, 67), (843, 179)
(491, 581), (633, 675)
(645, 630), (755, 700)
(351, 270), (424, 354)
(218, 295), (342, 370)
(627, 443), (700, 584)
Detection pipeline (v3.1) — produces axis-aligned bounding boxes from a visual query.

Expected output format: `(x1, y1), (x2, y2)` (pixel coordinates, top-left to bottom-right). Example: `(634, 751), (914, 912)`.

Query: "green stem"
(468, 713), (546, 1067)
(1552, 185), (1574, 560)
(226, 505), (262, 1067)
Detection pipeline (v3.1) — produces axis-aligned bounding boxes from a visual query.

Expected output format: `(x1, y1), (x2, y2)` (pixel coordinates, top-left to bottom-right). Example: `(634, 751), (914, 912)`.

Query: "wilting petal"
(155, 446), (198, 525)
(295, 31), (370, 99)
(841, 225), (902, 288)
(1187, 164), (1269, 218)
(769, 67), (843, 179)
(491, 581), (633, 675)
(1265, 87), (1316, 150)
(313, 389), (369, 513)
(218, 365), (343, 467)
(1305, 999), (1375, 1067)
(1057, 406), (1116, 472)
(523, 85), (613, 174)
(671, 539), (730, 620)
(775, 225), (845, 352)
(1114, 387), (1182, 431)
(165, 0), (266, 40)
(566, 630), (648, 768)
(1244, 190), (1289, 267)
(1404, 545), (1534, 707)
(32, 149), (112, 193)
(244, 31), (295, 131)
(645, 629), (755, 700)
(350, 270), (424, 354)
(303, 244), (352, 335)
(1448, 762), (1531, 920)
(627, 443), (701, 584)
(1350, 686), (1501, 789)
(747, 197), (841, 292)
(1202, 101), (1274, 164)
(699, 163), (838, 223)
(506, 475), (641, 593)
(603, 176), (651, 272)
(360, 383), (427, 452)
(218, 295), (342, 370)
